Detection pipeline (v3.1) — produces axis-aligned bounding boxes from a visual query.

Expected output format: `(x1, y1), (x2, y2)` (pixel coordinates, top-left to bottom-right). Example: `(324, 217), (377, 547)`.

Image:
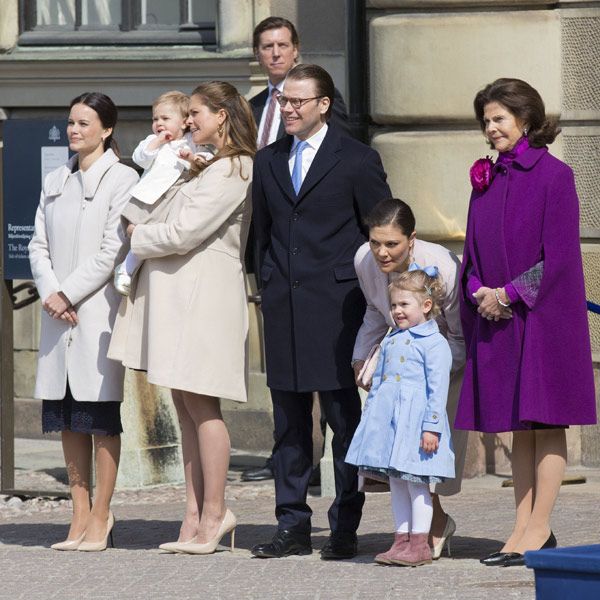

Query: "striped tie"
(258, 88), (279, 149)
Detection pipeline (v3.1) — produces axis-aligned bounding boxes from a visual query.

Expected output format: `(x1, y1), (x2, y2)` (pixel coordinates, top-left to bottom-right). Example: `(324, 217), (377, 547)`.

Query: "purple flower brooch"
(469, 156), (494, 192)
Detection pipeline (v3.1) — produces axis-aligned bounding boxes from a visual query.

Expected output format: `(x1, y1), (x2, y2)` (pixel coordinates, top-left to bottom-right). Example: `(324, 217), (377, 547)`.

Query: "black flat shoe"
(501, 552), (525, 567)
(502, 532), (557, 568)
(320, 532), (358, 560)
(480, 551), (511, 566)
(541, 531), (557, 550)
(251, 529), (312, 558)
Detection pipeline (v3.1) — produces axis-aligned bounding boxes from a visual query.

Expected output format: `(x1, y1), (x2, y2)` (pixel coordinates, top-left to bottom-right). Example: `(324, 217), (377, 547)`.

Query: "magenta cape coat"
(455, 145), (596, 433)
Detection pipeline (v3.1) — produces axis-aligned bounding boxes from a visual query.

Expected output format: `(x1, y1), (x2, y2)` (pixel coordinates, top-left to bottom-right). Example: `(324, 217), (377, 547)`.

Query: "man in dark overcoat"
(243, 15), (351, 483)
(251, 64), (391, 560)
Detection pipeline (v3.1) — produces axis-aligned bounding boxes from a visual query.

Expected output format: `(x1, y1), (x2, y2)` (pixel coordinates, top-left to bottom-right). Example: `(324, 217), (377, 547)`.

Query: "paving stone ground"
(1, 442), (600, 600)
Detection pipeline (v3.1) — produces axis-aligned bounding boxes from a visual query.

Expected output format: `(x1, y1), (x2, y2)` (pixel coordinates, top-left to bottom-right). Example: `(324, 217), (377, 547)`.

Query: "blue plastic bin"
(525, 544), (600, 599)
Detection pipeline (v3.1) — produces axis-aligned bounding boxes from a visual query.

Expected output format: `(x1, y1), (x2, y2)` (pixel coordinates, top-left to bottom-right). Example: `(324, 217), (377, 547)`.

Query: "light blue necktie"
(292, 140), (309, 195)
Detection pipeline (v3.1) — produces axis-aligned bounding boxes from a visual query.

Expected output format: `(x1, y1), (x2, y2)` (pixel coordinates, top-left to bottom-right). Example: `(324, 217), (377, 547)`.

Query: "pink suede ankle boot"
(374, 532), (410, 565)
(390, 533), (433, 566)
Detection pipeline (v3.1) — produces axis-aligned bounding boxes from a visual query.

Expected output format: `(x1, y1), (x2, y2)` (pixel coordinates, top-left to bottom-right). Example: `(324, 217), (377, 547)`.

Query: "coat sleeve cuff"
(422, 410), (444, 434)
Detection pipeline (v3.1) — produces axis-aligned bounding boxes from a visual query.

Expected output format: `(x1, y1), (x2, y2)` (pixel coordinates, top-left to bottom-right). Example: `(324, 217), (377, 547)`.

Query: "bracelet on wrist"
(495, 288), (510, 308)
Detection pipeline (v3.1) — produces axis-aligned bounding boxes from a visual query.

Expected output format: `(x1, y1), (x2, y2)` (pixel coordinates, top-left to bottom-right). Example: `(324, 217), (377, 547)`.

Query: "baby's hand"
(420, 431), (439, 454)
(179, 148), (210, 170)
(157, 130), (173, 144)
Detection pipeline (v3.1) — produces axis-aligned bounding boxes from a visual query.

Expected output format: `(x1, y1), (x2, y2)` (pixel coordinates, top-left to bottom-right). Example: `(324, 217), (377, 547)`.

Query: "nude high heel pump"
(431, 514), (456, 560)
(175, 509), (237, 555)
(51, 531), (86, 551)
(78, 511), (115, 552)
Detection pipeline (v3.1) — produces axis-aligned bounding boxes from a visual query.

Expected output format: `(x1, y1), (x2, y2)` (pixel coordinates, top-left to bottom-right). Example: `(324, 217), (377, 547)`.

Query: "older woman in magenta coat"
(456, 78), (596, 567)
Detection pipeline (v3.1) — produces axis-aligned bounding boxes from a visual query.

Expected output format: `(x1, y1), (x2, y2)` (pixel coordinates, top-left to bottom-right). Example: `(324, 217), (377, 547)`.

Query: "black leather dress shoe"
(251, 530), (312, 558)
(241, 457), (274, 482)
(480, 551), (511, 566)
(320, 532), (358, 560)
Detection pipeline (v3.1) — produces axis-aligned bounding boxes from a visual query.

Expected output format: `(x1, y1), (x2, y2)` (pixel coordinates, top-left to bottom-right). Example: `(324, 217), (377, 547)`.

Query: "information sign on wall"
(2, 120), (69, 280)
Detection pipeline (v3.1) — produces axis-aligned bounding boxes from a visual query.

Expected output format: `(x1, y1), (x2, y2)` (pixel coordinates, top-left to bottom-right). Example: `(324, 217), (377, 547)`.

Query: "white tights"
(389, 477), (433, 534)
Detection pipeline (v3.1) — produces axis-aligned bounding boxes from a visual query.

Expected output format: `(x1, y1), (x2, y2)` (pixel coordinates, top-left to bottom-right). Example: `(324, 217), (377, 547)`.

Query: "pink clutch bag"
(357, 344), (381, 388)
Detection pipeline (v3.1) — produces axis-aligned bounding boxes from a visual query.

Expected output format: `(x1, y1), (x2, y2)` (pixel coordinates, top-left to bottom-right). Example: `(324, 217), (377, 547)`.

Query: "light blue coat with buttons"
(346, 319), (455, 480)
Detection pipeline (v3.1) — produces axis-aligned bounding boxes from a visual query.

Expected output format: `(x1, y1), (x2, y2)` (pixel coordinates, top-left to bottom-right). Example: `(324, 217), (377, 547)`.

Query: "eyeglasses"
(276, 95), (324, 109)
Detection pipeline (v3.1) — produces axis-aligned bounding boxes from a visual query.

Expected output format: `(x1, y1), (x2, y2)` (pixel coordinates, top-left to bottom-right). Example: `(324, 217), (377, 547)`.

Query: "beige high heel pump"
(51, 530), (86, 551)
(78, 511), (115, 552)
(166, 509), (237, 555)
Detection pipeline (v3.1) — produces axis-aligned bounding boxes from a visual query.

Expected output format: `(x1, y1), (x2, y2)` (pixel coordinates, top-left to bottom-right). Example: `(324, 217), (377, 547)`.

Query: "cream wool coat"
(29, 149), (139, 402)
(108, 156), (253, 403)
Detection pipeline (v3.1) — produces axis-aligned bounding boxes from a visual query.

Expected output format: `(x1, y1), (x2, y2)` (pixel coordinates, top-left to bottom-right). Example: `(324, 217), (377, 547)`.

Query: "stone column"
(0, 0), (18, 52)
(218, 0), (253, 52)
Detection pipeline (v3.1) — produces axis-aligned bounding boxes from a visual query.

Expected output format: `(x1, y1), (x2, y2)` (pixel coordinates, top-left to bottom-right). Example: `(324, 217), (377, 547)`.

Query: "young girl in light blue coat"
(346, 266), (454, 566)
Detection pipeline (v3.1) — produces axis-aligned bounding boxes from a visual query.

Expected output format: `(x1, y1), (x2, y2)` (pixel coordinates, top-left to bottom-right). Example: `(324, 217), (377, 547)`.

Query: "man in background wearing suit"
(251, 64), (391, 560)
(242, 16), (350, 483)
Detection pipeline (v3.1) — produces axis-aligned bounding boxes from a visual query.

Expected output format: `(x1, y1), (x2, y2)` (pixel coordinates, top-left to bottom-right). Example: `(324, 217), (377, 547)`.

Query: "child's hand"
(157, 130), (173, 144)
(420, 431), (439, 454)
(179, 148), (209, 170)
(147, 130), (174, 151)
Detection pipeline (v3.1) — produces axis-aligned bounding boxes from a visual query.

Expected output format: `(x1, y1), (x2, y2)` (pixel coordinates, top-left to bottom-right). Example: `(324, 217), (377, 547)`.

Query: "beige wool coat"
(108, 155), (253, 403)
(29, 149), (139, 402)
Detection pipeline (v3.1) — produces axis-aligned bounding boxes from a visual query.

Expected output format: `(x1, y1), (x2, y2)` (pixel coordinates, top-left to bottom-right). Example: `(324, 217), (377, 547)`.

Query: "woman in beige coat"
(352, 198), (468, 560)
(29, 92), (138, 551)
(109, 81), (256, 554)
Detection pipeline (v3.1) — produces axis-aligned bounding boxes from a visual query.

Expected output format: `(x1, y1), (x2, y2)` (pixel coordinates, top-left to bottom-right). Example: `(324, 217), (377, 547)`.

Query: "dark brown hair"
(191, 81), (257, 177)
(285, 63), (335, 119)
(70, 92), (119, 156)
(364, 198), (416, 237)
(253, 16), (300, 52)
(473, 78), (560, 148)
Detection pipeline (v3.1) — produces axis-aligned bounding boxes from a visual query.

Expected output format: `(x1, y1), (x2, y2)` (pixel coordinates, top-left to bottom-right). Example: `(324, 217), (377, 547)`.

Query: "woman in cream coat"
(352, 198), (467, 560)
(29, 92), (138, 551)
(109, 81), (255, 555)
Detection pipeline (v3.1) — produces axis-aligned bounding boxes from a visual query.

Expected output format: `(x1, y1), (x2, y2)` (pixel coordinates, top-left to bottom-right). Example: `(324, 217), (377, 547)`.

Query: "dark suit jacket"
(252, 124), (391, 392)
(245, 85), (351, 275)
(249, 86), (351, 140)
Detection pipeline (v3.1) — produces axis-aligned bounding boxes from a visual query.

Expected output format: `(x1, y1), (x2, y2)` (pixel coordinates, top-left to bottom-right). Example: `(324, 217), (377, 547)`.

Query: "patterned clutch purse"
(357, 344), (381, 388)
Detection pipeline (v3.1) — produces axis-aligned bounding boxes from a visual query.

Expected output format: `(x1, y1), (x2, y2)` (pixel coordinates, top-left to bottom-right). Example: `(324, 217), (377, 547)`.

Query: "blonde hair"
(152, 90), (190, 121)
(389, 270), (445, 319)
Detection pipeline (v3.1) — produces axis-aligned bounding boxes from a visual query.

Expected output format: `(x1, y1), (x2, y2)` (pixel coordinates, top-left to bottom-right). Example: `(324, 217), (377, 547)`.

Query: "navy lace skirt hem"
(42, 383), (122, 437)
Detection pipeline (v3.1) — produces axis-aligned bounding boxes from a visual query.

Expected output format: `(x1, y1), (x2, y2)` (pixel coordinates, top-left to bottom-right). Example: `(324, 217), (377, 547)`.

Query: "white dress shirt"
(256, 81), (284, 147)
(288, 123), (329, 183)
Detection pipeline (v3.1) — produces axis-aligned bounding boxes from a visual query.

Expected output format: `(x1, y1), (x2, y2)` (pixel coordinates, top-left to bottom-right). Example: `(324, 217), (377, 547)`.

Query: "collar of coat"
(509, 145), (548, 171)
(44, 149), (120, 199)
(389, 319), (439, 338)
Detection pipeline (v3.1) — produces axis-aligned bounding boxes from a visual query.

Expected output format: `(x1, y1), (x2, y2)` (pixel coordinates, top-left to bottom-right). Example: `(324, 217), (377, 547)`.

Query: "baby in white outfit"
(114, 90), (213, 296)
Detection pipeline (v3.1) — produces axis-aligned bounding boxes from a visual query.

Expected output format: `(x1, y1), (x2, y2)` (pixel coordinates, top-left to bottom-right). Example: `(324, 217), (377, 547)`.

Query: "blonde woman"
(109, 81), (256, 554)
